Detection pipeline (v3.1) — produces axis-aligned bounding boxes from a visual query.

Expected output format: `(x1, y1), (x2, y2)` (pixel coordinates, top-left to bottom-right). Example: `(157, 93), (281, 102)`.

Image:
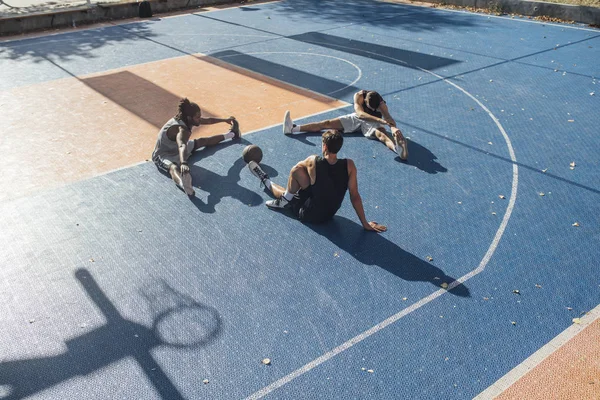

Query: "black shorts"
(292, 187), (334, 224)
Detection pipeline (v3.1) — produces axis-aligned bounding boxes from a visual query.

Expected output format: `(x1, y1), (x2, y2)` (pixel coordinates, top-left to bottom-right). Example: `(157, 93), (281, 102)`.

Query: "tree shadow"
(303, 215), (470, 297)
(0, 269), (221, 400)
(396, 139), (447, 174)
(186, 139), (267, 213)
(272, 0), (477, 30)
(0, 23), (157, 63)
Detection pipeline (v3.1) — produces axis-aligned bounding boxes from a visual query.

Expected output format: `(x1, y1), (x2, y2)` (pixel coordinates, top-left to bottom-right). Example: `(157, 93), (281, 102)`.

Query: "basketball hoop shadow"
(0, 269), (221, 400)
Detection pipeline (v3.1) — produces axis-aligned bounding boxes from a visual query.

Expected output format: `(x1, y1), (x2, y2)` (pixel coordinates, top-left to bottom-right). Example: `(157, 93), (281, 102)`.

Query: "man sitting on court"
(282, 89), (408, 160)
(248, 130), (386, 232)
(152, 98), (240, 196)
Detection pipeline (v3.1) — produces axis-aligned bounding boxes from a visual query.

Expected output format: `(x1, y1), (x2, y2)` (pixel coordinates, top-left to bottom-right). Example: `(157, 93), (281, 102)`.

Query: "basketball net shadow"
(0, 269), (221, 400)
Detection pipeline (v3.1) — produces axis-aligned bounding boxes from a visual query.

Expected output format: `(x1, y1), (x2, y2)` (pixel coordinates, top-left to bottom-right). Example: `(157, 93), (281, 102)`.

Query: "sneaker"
(180, 171), (195, 196)
(247, 161), (270, 187)
(230, 119), (241, 140)
(266, 197), (292, 209)
(283, 110), (293, 135)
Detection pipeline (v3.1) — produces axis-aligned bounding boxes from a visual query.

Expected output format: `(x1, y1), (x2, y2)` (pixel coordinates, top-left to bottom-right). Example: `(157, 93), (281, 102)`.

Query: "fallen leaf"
(567, 307), (573, 311)
(261, 358), (271, 365)
(441, 282), (449, 289)
(402, 297), (408, 301)
(203, 379), (209, 384)
(492, 212), (497, 215)
(568, 119), (574, 122)
(535, 284), (542, 288)
(361, 367), (366, 371)
(542, 168), (548, 173)
(499, 195), (506, 199)
(426, 256), (433, 262)
(367, 369), (374, 373)
(572, 318), (581, 324)
(572, 222), (580, 227)
(89, 258), (94, 263)
(483, 297), (489, 300)
(511, 321), (517, 325)
(512, 289), (520, 294)
(539, 192), (545, 196)
(570, 161), (576, 167)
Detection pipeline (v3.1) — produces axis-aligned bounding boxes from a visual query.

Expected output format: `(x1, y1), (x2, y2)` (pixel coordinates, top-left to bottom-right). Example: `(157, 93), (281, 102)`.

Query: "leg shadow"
(397, 139), (447, 174)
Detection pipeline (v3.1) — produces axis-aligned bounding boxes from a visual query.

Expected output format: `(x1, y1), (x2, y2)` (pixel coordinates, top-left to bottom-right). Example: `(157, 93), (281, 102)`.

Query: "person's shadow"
(303, 215), (469, 297)
(186, 139), (271, 213)
(396, 139), (447, 174)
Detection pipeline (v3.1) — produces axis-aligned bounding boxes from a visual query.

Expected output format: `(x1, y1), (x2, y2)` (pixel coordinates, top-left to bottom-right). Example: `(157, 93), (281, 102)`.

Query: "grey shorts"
(154, 140), (195, 172)
(338, 113), (385, 139)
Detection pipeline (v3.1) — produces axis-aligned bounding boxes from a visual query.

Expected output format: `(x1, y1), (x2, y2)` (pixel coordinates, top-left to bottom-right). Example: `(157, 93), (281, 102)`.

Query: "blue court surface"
(1, 1), (599, 399)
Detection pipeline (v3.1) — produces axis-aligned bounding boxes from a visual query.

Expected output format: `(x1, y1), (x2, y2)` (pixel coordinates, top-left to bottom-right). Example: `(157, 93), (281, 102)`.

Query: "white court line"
(474, 303), (600, 399)
(245, 44), (519, 399)
(215, 51), (363, 96)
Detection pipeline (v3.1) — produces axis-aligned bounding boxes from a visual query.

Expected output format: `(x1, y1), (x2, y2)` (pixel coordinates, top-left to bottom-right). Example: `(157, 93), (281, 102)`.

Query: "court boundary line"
(244, 41), (519, 400)
(473, 303), (600, 399)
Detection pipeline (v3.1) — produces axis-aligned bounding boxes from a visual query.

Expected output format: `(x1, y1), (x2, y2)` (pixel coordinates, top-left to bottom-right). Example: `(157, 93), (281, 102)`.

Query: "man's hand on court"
(364, 221), (387, 232)
(180, 163), (190, 174)
(226, 116), (236, 124)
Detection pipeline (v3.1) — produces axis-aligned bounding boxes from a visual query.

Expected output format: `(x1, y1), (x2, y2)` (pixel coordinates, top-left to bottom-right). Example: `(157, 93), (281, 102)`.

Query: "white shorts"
(338, 113), (385, 139)
(154, 140), (195, 172)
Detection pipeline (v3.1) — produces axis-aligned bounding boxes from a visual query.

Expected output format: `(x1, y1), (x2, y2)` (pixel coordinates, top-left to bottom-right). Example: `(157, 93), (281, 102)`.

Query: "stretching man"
(283, 90), (408, 160)
(152, 98), (240, 196)
(248, 130), (386, 232)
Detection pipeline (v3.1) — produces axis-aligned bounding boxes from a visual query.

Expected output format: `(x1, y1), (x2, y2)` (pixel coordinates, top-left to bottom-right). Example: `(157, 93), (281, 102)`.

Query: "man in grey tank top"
(152, 98), (240, 196)
(248, 130), (386, 232)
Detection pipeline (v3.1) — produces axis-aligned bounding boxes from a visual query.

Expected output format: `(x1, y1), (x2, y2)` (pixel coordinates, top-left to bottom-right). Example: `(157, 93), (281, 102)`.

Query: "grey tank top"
(151, 118), (188, 162)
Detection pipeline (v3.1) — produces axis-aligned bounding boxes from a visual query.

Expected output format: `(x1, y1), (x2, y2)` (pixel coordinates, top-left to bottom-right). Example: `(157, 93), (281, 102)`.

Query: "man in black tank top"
(281, 90), (408, 160)
(248, 130), (386, 231)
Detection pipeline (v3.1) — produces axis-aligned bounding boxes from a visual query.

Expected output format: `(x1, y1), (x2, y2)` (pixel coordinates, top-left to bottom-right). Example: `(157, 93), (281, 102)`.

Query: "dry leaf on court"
(535, 284), (542, 288)
(512, 289), (520, 294)
(539, 192), (545, 196)
(511, 321), (517, 325)
(572, 222), (580, 227)
(570, 161), (576, 167)
(261, 358), (271, 365)
(499, 195), (505, 199)
(203, 379), (209, 385)
(441, 283), (449, 289)
(426, 256), (433, 262)
(572, 318), (581, 324)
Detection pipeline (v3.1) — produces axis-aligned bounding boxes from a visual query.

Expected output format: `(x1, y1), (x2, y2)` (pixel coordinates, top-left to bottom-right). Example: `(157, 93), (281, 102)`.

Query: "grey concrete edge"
(425, 0), (599, 25)
(0, 0), (234, 36)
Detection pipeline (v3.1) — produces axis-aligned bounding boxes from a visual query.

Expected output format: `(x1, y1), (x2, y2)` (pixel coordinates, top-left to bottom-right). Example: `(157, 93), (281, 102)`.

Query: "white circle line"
(214, 51), (362, 96)
(245, 44), (519, 400)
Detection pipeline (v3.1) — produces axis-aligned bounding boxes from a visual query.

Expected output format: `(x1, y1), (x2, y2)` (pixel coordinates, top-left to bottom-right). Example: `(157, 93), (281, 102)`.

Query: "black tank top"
(361, 91), (384, 118)
(308, 157), (349, 221)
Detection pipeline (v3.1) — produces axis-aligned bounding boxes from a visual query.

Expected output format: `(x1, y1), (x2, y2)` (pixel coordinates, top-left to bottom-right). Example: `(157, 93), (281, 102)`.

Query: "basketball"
(242, 145), (263, 164)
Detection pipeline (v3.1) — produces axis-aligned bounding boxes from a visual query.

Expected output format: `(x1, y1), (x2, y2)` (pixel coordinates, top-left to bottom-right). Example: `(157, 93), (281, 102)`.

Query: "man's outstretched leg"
(373, 127), (408, 160)
(247, 160), (309, 209)
(191, 120), (241, 151)
(283, 111), (344, 135)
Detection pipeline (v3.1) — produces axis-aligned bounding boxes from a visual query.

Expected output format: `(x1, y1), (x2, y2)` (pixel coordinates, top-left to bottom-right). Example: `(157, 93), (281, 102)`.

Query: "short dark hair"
(322, 130), (343, 154)
(175, 98), (200, 121)
(365, 91), (383, 110)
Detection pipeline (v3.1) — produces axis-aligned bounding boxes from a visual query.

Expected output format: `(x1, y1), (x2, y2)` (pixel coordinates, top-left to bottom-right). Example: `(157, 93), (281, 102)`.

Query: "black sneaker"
(230, 119), (241, 140)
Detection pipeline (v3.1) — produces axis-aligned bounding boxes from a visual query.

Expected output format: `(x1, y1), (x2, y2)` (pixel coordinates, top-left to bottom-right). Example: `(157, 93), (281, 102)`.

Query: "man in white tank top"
(152, 98), (240, 196)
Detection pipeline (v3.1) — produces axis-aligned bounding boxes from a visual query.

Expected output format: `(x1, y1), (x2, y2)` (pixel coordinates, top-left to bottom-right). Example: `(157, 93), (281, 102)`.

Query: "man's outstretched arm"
(347, 159), (387, 232)
(199, 116), (236, 125)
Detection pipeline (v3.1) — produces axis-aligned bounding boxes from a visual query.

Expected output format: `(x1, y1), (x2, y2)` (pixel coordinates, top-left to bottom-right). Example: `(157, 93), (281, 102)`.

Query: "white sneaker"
(266, 197), (291, 209)
(283, 110), (293, 135)
(248, 161), (270, 187)
(180, 172), (195, 196)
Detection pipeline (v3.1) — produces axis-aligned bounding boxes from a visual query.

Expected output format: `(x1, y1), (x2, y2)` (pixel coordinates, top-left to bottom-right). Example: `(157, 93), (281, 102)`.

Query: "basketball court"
(0, 0), (599, 398)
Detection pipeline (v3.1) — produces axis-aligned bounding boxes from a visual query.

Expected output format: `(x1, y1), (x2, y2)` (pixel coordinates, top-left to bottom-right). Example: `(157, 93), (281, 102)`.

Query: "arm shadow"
(304, 215), (469, 297)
